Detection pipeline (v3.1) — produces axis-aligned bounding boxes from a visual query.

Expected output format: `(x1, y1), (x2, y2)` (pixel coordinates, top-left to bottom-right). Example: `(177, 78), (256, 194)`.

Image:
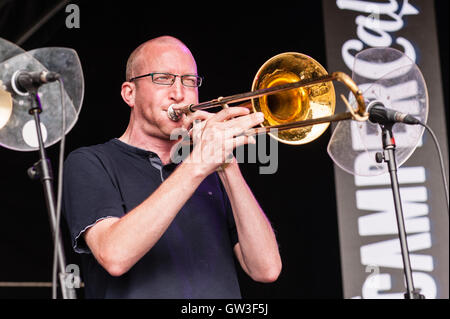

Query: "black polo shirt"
(63, 138), (241, 298)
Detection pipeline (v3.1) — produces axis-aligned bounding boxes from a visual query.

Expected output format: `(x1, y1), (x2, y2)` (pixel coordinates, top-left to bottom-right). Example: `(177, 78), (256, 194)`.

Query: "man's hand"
(185, 107), (264, 176)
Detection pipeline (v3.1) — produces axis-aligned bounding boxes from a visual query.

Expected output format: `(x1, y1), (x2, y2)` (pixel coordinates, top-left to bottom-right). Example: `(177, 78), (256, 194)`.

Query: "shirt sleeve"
(63, 148), (125, 254)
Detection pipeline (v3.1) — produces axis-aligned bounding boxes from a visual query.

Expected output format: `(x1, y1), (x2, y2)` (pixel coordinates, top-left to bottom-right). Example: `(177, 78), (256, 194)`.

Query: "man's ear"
(121, 81), (136, 107)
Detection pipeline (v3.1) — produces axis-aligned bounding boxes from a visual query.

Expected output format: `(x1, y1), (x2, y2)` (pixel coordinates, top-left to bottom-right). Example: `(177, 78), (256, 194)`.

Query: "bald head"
(125, 36), (195, 81)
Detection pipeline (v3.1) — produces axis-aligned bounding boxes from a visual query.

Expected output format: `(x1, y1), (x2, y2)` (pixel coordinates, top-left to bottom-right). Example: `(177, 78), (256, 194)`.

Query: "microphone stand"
(375, 123), (425, 299)
(26, 89), (76, 299)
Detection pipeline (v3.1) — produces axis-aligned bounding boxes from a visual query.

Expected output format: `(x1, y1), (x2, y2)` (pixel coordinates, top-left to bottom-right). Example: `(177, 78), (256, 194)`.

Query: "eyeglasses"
(129, 72), (203, 87)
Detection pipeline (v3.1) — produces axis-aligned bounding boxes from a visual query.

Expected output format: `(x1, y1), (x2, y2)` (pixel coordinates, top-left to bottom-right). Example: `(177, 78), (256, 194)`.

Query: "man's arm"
(84, 160), (206, 276)
(190, 107), (282, 282)
(218, 159), (282, 283)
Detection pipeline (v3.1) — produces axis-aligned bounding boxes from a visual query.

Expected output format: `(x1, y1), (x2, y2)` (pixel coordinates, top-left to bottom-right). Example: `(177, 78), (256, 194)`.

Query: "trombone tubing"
(244, 112), (353, 137)
(172, 71), (366, 117)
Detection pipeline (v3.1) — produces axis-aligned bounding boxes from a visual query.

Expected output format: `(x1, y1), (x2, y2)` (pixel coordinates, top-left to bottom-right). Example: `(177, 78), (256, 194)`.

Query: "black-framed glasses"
(129, 72), (203, 87)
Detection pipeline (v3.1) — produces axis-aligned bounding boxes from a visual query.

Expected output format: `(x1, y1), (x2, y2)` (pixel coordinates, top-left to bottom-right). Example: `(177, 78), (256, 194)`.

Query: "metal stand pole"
(27, 92), (76, 299)
(375, 124), (425, 299)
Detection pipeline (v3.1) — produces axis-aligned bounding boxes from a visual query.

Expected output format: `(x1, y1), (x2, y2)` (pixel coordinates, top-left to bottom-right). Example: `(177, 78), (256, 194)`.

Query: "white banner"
(323, 0), (449, 299)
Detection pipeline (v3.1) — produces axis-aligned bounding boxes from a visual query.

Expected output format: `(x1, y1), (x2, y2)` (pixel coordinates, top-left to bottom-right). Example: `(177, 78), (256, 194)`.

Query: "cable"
(419, 122), (449, 213)
(52, 78), (66, 299)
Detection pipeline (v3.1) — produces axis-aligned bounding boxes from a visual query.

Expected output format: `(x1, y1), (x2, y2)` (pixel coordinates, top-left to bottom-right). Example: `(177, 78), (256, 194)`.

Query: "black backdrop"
(0, 0), (447, 299)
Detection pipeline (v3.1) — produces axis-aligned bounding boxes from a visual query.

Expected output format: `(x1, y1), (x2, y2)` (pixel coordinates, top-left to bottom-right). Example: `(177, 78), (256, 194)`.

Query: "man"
(63, 36), (281, 298)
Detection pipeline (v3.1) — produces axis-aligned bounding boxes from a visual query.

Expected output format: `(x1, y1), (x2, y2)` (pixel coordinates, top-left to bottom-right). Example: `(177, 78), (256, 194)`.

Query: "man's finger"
(228, 111), (264, 126)
(229, 135), (257, 151)
(209, 107), (251, 123)
(183, 110), (212, 129)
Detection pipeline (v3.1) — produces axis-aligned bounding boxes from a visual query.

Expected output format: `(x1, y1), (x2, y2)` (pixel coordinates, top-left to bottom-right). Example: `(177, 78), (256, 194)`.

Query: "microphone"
(367, 100), (421, 125)
(11, 70), (60, 95)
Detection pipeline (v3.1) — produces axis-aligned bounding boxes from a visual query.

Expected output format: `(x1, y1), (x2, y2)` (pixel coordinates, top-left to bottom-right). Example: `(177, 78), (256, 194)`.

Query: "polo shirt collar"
(111, 138), (159, 158)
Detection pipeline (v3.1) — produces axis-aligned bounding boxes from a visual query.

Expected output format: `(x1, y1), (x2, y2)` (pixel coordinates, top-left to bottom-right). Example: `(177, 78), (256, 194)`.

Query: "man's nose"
(169, 77), (185, 102)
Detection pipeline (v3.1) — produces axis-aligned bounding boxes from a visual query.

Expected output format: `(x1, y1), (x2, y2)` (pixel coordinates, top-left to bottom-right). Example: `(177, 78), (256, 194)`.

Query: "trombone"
(167, 52), (368, 145)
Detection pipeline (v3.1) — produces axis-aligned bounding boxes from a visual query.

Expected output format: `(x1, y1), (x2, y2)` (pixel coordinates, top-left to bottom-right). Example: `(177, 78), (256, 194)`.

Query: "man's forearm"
(217, 160), (282, 282)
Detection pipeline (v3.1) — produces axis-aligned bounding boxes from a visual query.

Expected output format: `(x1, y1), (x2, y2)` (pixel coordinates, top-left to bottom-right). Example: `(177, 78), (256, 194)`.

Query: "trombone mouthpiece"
(167, 104), (181, 121)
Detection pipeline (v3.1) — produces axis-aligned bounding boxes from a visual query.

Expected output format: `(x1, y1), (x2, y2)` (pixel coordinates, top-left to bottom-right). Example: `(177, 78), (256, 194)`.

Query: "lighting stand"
(26, 90), (76, 299)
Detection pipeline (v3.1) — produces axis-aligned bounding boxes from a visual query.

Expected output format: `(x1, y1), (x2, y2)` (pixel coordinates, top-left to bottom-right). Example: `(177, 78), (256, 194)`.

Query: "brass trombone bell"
(167, 52), (367, 145)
